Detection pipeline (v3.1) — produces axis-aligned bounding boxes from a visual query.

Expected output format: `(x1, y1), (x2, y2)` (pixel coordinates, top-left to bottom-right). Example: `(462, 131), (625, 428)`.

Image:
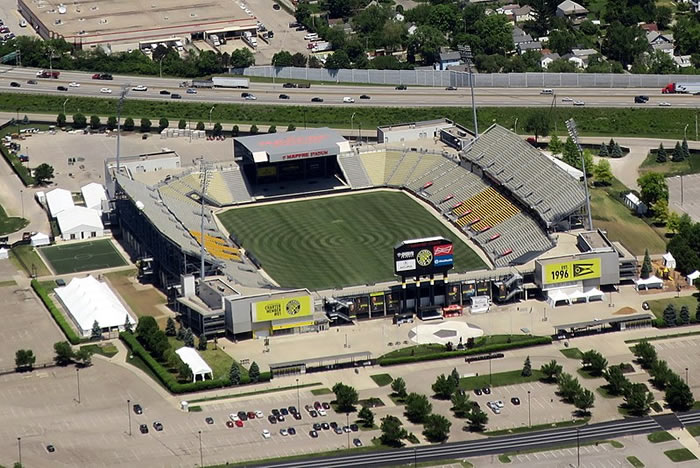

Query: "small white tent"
(80, 182), (107, 213)
(0, 248), (8, 260)
(175, 347), (213, 382)
(45, 188), (74, 217)
(662, 252), (676, 269)
(687, 270), (700, 286)
(635, 275), (664, 290)
(30, 232), (50, 247)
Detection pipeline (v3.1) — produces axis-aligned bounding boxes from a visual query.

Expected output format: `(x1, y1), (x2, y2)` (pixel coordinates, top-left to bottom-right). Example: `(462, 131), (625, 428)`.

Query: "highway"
(243, 412), (691, 468)
(0, 65), (699, 108)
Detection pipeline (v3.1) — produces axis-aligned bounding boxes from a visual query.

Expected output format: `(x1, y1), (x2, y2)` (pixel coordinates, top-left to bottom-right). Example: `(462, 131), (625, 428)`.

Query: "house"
(434, 50), (462, 70)
(674, 55), (692, 68)
(496, 3), (520, 18)
(690, 0), (699, 12)
(517, 41), (542, 54)
(513, 5), (534, 22)
(556, 0), (588, 23)
(512, 26), (533, 45)
(646, 31), (674, 55)
(540, 52), (561, 69)
(561, 53), (584, 68)
(407, 24), (418, 36)
(394, 13), (404, 22)
(640, 23), (658, 32)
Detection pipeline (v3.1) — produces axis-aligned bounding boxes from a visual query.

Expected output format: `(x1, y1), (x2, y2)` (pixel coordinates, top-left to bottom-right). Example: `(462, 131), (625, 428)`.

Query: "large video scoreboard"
(394, 236), (454, 277)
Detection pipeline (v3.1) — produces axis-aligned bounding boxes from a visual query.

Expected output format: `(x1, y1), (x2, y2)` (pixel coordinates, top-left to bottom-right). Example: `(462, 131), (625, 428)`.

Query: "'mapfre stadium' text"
(282, 150), (329, 160)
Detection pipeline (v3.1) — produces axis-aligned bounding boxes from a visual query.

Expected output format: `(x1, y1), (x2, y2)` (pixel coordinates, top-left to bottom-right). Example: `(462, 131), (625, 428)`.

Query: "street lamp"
(576, 427), (581, 467)
(514, 117), (518, 134)
(565, 119), (593, 231)
(527, 390), (531, 427)
(209, 106), (216, 128)
(296, 378), (300, 413)
(346, 412), (350, 449)
(684, 124), (689, 140)
(350, 112), (356, 138)
(17, 437), (21, 466)
(489, 357), (492, 387)
(159, 56), (165, 78)
(127, 399), (132, 436)
(20, 189), (24, 218)
(686, 367), (689, 385)
(198, 430), (203, 467)
(76, 368), (81, 403)
(458, 45), (478, 137)
(62, 98), (69, 116)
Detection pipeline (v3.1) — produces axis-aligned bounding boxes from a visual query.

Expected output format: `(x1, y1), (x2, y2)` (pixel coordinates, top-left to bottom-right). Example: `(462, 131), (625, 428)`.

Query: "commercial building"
(56, 206), (105, 241)
(376, 119), (474, 150)
(45, 188), (74, 217)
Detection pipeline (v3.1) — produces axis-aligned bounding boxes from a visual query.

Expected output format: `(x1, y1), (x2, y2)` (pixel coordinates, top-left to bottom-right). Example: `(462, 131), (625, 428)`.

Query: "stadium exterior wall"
(231, 66), (686, 88)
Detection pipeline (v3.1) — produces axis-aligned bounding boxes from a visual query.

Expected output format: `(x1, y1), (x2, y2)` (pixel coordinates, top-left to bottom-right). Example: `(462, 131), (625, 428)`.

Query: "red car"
(226, 421), (234, 428)
(235, 420), (244, 428)
(247, 411), (256, 420)
(314, 401), (322, 410)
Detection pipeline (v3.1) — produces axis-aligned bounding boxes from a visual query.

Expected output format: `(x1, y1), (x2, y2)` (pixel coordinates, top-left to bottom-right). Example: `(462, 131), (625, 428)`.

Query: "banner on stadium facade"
(370, 292), (384, 314)
(446, 283), (460, 305)
(543, 258), (601, 284)
(461, 281), (476, 300)
(253, 295), (312, 322)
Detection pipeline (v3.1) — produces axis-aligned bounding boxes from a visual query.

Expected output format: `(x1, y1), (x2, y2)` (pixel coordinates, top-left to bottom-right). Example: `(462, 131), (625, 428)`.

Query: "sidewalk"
(671, 427), (700, 459)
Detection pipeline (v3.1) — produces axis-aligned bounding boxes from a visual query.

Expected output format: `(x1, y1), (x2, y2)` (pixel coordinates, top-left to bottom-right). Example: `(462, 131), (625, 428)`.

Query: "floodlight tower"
(565, 119), (593, 230)
(198, 161), (213, 281)
(116, 84), (130, 173)
(458, 45), (479, 137)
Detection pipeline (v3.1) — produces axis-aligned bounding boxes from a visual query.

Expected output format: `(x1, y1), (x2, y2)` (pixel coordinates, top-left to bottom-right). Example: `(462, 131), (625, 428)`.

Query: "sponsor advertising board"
(253, 295), (312, 322)
(543, 258), (601, 284)
(394, 237), (454, 276)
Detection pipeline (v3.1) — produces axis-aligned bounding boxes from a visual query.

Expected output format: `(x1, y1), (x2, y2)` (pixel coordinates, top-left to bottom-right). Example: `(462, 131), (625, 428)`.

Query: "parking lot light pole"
(209, 106), (215, 127)
(296, 378), (300, 412)
(62, 98), (69, 116)
(127, 399), (132, 436)
(489, 358), (492, 387)
(346, 412), (350, 449)
(17, 437), (21, 466)
(576, 427), (580, 467)
(686, 367), (689, 384)
(20, 189), (24, 218)
(76, 368), (81, 404)
(198, 430), (203, 467)
(527, 391), (531, 427)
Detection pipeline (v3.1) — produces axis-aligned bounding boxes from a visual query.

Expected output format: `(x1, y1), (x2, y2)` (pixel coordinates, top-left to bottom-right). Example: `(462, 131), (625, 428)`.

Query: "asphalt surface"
(245, 411), (697, 468)
(0, 65), (698, 108)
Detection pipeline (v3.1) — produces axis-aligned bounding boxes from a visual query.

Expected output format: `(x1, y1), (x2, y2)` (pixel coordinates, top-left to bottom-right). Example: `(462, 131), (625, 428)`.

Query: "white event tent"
(175, 347), (213, 382)
(635, 275), (664, 290)
(55, 275), (136, 337)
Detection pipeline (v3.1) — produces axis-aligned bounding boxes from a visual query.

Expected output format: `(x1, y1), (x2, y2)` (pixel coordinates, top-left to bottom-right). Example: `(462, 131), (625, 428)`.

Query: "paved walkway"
(671, 427), (700, 459)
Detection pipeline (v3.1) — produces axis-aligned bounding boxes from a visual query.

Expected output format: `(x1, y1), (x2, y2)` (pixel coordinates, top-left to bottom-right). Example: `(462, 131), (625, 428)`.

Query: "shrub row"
(120, 332), (271, 394)
(377, 336), (552, 366)
(0, 142), (34, 186)
(31, 279), (82, 345)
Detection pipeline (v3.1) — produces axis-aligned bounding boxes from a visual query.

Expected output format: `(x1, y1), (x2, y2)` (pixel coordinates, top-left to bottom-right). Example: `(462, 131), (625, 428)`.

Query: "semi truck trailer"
(662, 82), (700, 94)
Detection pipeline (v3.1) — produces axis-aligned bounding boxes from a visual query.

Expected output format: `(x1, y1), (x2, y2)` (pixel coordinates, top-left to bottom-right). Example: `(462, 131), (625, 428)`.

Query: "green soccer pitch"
(40, 239), (127, 274)
(218, 191), (487, 290)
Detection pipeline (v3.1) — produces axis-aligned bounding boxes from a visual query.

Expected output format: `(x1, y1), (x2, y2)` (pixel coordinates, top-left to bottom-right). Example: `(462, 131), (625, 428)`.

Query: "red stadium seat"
(423, 181), (433, 189)
(479, 225), (491, 232)
(440, 194), (454, 203)
(501, 248), (513, 256)
(488, 233), (501, 242)
(451, 201), (463, 209)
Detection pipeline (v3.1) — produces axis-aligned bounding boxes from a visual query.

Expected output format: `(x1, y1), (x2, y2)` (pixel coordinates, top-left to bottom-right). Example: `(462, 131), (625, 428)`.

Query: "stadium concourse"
(110, 122), (589, 338)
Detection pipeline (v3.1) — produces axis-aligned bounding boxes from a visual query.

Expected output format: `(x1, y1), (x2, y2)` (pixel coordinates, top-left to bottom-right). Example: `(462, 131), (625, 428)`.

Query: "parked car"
(309, 410), (318, 417)
(321, 422), (330, 430)
(280, 408), (289, 416)
(350, 424), (358, 432)
(288, 427), (296, 435)
(235, 420), (243, 428)
(268, 415), (276, 424)
(322, 402), (331, 410)
(247, 411), (256, 419)
(280, 428), (289, 436)
(288, 406), (298, 414)
(237, 411), (248, 421)
(334, 426), (343, 434)
(205, 417), (214, 424)
(139, 424), (148, 434)
(230, 413), (240, 422)
(226, 421), (234, 428)
(309, 430), (318, 438)
(46, 444), (55, 453)
(318, 409), (327, 417)
(511, 397), (520, 405)
(262, 429), (271, 439)
(133, 404), (143, 414)
(353, 438), (363, 447)
(642, 301), (650, 310)
(474, 388), (482, 396)
(153, 422), (163, 431)
(293, 412), (302, 420)
(255, 410), (264, 418)
(482, 387), (491, 395)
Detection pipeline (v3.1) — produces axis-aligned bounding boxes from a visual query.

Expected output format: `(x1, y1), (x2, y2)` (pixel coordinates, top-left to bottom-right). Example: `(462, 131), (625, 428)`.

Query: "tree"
(640, 249), (652, 279)
(557, 372), (582, 403)
(213, 122), (223, 136)
(547, 29), (577, 55)
(451, 391), (472, 418)
(593, 159), (613, 186)
(74, 347), (93, 367)
(72, 113), (87, 129)
(519, 355), (532, 377)
(466, 407), (489, 431)
(423, 414), (452, 442)
(601, 22), (648, 67)
(287, 124), (296, 132)
(124, 314), (133, 333)
(574, 388), (595, 415)
(408, 25), (447, 64)
(581, 350), (608, 377)
(525, 112), (550, 142)
(178, 119), (187, 130)
(57, 113), (66, 126)
(405, 392), (432, 423)
(358, 406), (374, 427)
(291, 52), (307, 67)
(673, 141), (685, 162)
(604, 366), (630, 396)
(562, 136), (580, 168)
(380, 415), (407, 447)
(34, 163), (55, 185)
(450, 368), (460, 387)
(268, 125), (277, 134)
(665, 375), (695, 411)
(106, 116), (117, 130)
(229, 363), (241, 385)
(198, 333), (208, 351)
(249, 361), (261, 383)
(54, 341), (74, 366)
(140, 118), (151, 133)
(333, 382), (359, 412)
(696, 302), (700, 323)
(229, 48), (255, 68)
(663, 304), (677, 327)
(650, 359), (673, 389)
(192, 121), (203, 131)
(136, 315), (158, 340)
(165, 317), (177, 336)
(598, 142), (609, 157)
(250, 125), (258, 135)
(91, 320), (101, 340)
(183, 328), (195, 347)
(176, 324), (185, 341)
(680, 305), (690, 325)
(549, 135), (563, 155)
(391, 377), (408, 399)
(158, 118), (169, 131)
(124, 117), (134, 131)
(325, 50), (352, 69)
(667, 211), (681, 234)
(637, 172), (668, 207)
(179, 360), (193, 381)
(682, 138), (690, 160)
(656, 6), (672, 30)
(271, 50), (293, 67)
(541, 359), (563, 382)
(656, 144), (668, 163)
(632, 341), (657, 369)
(624, 383), (654, 416)
(15, 349), (36, 370)
(432, 373), (458, 399)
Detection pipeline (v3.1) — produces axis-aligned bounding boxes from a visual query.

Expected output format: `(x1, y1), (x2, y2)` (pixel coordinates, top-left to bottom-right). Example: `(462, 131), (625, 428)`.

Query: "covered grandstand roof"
(461, 125), (586, 226)
(235, 128), (350, 163)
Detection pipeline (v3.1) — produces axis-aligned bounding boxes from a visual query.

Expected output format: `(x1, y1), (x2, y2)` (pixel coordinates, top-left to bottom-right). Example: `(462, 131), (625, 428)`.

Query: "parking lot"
(19, 130), (234, 192)
(652, 337), (700, 392)
(0, 259), (64, 368)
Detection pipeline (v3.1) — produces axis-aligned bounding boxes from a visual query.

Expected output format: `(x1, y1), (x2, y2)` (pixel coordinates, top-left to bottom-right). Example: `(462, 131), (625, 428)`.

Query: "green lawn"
(379, 335), (537, 361)
(639, 151), (700, 177)
(626, 455), (645, 468)
(459, 369), (545, 390)
(311, 387), (333, 395)
(40, 239), (127, 274)
(10, 244), (51, 277)
(218, 191), (485, 290)
(485, 417), (589, 436)
(648, 431), (675, 443)
(560, 348), (583, 359)
(0, 204), (28, 235)
(590, 186), (667, 255)
(687, 425), (700, 437)
(370, 374), (393, 387)
(80, 343), (118, 358)
(645, 295), (699, 323)
(664, 448), (697, 462)
(168, 337), (234, 381)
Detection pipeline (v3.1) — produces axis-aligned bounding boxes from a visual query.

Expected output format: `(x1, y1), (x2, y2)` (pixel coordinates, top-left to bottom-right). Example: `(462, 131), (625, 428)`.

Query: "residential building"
(646, 31), (674, 55)
(513, 5), (534, 22)
(556, 0), (588, 23)
(434, 50), (462, 70)
(541, 52), (561, 69)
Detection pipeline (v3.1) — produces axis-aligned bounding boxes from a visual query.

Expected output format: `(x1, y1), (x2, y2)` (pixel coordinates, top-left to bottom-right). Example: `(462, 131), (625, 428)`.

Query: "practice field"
(218, 191), (486, 290)
(40, 239), (127, 274)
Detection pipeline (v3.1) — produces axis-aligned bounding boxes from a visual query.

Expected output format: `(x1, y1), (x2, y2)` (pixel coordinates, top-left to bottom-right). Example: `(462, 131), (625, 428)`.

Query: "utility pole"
(576, 427), (580, 467)
(17, 437), (21, 466)
(296, 378), (300, 413)
(458, 45), (478, 137)
(565, 119), (593, 231)
(127, 399), (132, 436)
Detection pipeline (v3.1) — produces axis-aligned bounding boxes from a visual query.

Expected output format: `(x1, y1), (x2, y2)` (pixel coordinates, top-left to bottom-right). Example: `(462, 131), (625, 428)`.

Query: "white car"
(342, 97), (355, 103)
(494, 400), (505, 409)
(659, 102), (672, 107)
(561, 97), (573, 102)
(255, 410), (264, 419)
(262, 429), (271, 439)
(317, 408), (327, 416)
(229, 413), (240, 422)
(100, 87), (112, 94)
(573, 100), (585, 106)
(244, 94), (257, 100)
(68, 82), (80, 87)
(132, 85), (148, 91)
(280, 428), (289, 436)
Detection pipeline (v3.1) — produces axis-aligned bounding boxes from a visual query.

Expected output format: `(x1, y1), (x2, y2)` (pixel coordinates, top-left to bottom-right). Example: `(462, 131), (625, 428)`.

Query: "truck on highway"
(92, 73), (113, 80)
(661, 82), (700, 94)
(36, 70), (59, 78)
(212, 77), (249, 88)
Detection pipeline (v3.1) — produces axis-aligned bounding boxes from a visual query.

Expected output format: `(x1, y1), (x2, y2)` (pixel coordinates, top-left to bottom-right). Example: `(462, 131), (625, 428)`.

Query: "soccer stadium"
(111, 123), (589, 338)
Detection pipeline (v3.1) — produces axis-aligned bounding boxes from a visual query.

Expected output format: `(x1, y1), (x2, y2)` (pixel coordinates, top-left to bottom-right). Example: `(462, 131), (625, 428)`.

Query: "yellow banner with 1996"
(544, 258), (601, 284)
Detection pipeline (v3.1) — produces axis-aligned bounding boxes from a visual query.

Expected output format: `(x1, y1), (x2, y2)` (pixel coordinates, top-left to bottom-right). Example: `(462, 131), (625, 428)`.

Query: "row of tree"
(656, 140), (691, 164)
(633, 341), (694, 412)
